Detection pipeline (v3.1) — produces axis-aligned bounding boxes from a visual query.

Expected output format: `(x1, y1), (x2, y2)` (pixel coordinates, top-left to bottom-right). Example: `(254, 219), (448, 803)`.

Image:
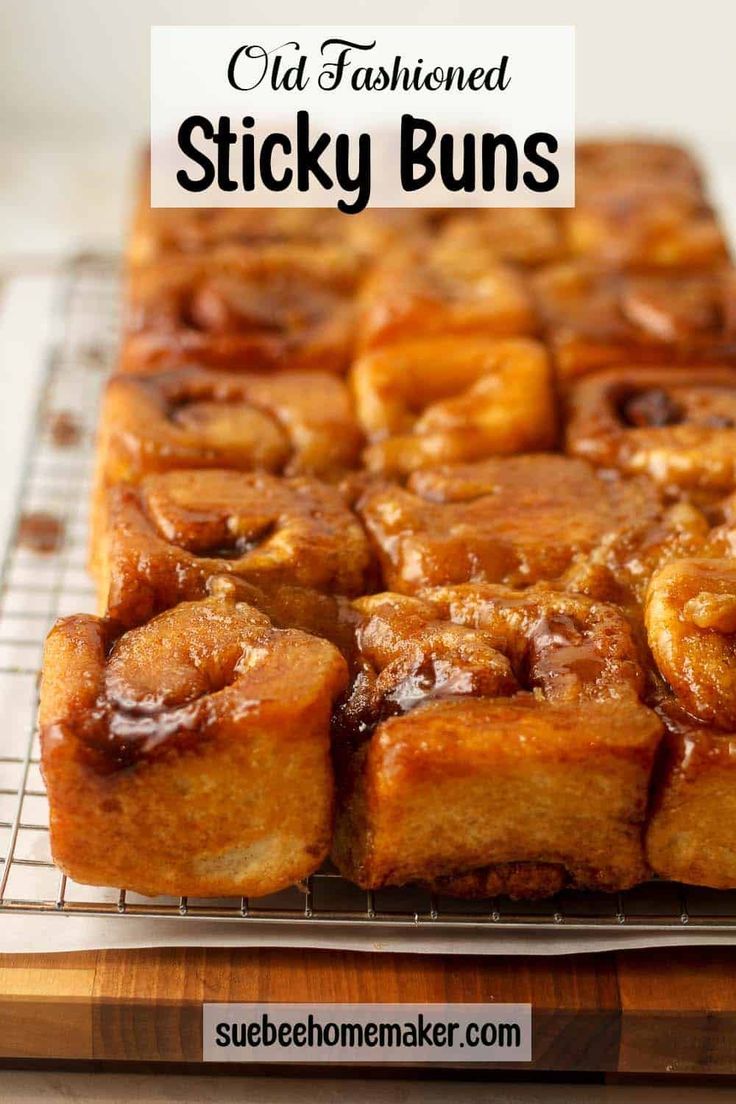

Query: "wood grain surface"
(0, 946), (735, 1073)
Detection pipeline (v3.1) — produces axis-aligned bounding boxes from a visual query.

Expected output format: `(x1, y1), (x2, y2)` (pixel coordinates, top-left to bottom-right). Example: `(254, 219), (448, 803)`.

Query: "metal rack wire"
(2, 253), (736, 936)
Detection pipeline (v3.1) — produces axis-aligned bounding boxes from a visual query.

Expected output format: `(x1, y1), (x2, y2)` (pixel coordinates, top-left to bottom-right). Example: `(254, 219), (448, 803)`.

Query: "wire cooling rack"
(2, 254), (736, 937)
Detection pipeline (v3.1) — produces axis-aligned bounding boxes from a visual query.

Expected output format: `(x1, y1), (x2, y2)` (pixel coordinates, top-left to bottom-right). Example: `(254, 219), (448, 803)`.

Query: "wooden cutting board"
(0, 945), (735, 1075)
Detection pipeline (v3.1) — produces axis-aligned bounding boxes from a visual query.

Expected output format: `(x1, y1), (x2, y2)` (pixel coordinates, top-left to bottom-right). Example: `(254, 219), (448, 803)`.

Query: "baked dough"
(565, 365), (736, 498)
(359, 237), (537, 349)
(95, 469), (374, 627)
(123, 244), (358, 374)
(39, 595), (347, 897)
(332, 585), (662, 894)
(352, 338), (556, 476)
(96, 365), (363, 486)
(534, 263), (736, 378)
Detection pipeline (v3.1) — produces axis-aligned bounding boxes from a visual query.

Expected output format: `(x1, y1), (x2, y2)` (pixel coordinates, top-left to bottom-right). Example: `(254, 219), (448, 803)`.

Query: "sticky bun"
(122, 245), (358, 374)
(646, 704), (736, 890)
(642, 553), (736, 887)
(534, 263), (736, 378)
(39, 594), (347, 897)
(359, 237), (537, 349)
(575, 141), (705, 202)
(96, 365), (362, 487)
(564, 191), (729, 271)
(434, 209), (565, 268)
(351, 338), (556, 476)
(356, 453), (701, 603)
(565, 365), (736, 498)
(95, 469), (374, 627)
(332, 585), (662, 895)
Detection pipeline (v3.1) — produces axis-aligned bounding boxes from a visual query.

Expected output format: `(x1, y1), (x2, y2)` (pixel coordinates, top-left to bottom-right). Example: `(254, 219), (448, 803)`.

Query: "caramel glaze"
(357, 454), (711, 611)
(102, 469), (377, 627)
(645, 689), (736, 822)
(99, 365), (364, 484)
(566, 367), (736, 500)
(47, 410), (83, 448)
(43, 597), (347, 774)
(17, 512), (65, 554)
(331, 585), (647, 754)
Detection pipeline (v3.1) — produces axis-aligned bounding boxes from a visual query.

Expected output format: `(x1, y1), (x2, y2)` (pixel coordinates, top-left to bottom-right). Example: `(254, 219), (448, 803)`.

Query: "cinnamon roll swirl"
(40, 594), (347, 897)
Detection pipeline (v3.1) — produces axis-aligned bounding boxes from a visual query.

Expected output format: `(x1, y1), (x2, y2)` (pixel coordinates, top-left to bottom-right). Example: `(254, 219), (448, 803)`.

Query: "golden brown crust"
(95, 470), (375, 627)
(565, 365), (736, 496)
(352, 338), (556, 476)
(334, 694), (661, 893)
(534, 264), (736, 379)
(358, 237), (537, 350)
(122, 245), (358, 374)
(332, 584), (662, 892)
(39, 596), (347, 897)
(96, 365), (363, 486)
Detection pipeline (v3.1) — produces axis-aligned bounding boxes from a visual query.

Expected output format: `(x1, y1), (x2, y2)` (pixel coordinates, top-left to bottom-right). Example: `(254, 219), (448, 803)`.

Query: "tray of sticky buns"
(38, 141), (736, 903)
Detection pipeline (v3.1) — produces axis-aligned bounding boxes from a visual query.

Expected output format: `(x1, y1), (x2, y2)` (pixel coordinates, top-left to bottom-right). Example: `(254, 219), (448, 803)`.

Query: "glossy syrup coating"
(646, 558), (736, 727)
(351, 337), (556, 476)
(534, 263), (736, 378)
(565, 365), (736, 498)
(122, 243), (359, 374)
(357, 453), (697, 600)
(350, 584), (646, 714)
(358, 236), (537, 350)
(563, 190), (729, 271)
(96, 365), (363, 486)
(434, 209), (566, 268)
(332, 584), (662, 895)
(96, 469), (375, 627)
(39, 595), (347, 897)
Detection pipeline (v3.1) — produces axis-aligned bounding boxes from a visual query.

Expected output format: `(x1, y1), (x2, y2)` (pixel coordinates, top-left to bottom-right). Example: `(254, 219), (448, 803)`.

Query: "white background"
(1, 0), (735, 145)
